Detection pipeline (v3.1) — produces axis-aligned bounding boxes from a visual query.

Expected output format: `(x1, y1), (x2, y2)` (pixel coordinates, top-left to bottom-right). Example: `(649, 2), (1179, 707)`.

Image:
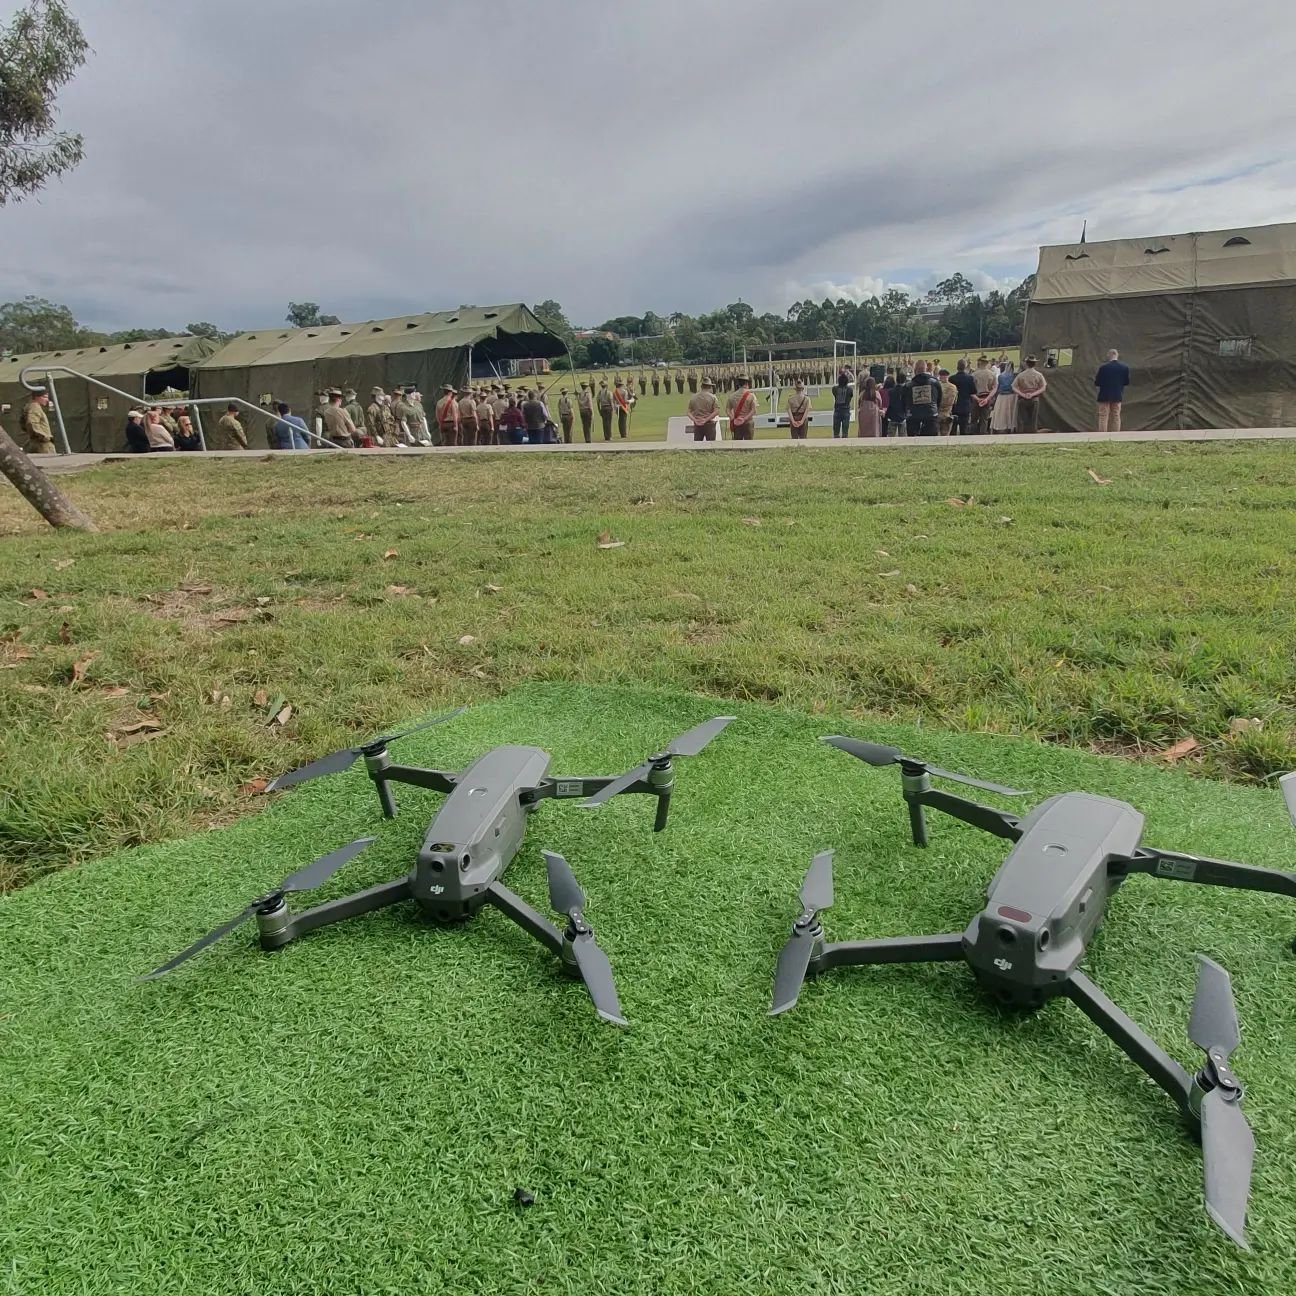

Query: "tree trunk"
(0, 427), (98, 532)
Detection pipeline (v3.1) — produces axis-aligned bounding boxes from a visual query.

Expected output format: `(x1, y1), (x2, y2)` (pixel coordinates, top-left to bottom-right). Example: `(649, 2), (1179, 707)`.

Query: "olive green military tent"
(1021, 221), (1296, 432)
(193, 304), (566, 445)
(0, 335), (219, 452)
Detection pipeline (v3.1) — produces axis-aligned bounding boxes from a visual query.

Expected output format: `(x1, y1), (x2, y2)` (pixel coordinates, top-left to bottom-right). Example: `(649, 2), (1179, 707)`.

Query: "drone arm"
(377, 764), (460, 796)
(909, 787), (1023, 845)
(1064, 970), (1193, 1109)
(820, 932), (966, 971)
(1114, 848), (1296, 898)
(526, 774), (654, 804)
(484, 882), (564, 957)
(262, 876), (414, 947)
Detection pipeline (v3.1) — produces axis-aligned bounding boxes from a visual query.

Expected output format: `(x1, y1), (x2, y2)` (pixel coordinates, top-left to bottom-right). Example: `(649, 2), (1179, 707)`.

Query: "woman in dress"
(856, 377), (883, 438)
(990, 360), (1017, 433)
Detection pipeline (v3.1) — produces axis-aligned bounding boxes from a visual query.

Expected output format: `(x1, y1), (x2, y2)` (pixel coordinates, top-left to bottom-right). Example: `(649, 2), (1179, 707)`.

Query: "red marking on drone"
(997, 906), (1032, 923)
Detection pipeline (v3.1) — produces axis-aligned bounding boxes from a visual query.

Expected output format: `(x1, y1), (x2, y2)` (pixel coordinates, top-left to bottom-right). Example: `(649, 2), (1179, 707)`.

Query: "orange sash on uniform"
(614, 387), (631, 412)
(437, 396), (457, 425)
(732, 391), (756, 425)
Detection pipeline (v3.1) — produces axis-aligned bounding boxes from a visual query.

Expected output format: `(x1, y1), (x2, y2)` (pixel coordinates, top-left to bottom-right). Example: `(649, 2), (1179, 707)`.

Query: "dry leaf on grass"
(253, 689), (268, 707)
(595, 529), (627, 549)
(741, 516), (762, 526)
(239, 777), (270, 796)
(879, 570), (901, 578)
(383, 548), (399, 560)
(458, 634), (477, 646)
(270, 703), (293, 727)
(255, 596), (272, 607)
(905, 583), (919, 594)
(1159, 737), (1200, 762)
(875, 550), (889, 557)
(53, 558), (76, 571)
(1087, 468), (1112, 485)
(998, 516), (1014, 525)
(946, 497), (967, 508)
(28, 588), (50, 600)
(179, 582), (212, 594)
(1228, 717), (1263, 735)
(483, 584), (502, 594)
(70, 652), (98, 683)
(20, 684), (48, 694)
(100, 686), (130, 698)
(214, 609), (250, 624)
(386, 584), (414, 597)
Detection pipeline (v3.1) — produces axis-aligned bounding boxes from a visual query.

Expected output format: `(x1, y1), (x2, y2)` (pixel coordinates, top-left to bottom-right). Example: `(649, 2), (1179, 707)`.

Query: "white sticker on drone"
(993, 958), (1013, 972)
(555, 781), (583, 798)
(1156, 858), (1196, 881)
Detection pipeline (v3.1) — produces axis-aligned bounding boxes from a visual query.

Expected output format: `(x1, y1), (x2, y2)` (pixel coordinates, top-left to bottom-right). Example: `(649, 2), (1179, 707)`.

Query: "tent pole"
(466, 344), (473, 387)
(46, 375), (71, 455)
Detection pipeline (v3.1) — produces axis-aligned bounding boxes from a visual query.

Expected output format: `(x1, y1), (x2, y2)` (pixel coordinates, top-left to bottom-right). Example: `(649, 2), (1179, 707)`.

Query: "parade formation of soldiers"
(5, 351), (1025, 455)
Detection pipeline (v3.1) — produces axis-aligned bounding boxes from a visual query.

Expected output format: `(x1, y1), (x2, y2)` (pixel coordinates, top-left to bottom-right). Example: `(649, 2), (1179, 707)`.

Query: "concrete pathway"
(30, 425), (1296, 473)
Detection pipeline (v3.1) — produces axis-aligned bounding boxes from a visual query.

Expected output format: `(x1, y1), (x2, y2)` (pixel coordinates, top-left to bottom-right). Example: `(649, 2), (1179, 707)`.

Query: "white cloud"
(3, 0), (1295, 330)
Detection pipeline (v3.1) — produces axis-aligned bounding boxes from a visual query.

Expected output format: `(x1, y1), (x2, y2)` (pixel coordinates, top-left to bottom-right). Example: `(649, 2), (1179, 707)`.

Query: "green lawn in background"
(1, 442), (1293, 890)
(3, 681), (1295, 1296)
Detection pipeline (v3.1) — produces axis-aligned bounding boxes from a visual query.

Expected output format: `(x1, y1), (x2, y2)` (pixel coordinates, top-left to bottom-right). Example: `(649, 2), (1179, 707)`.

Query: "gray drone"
(773, 739), (1296, 1248)
(142, 710), (734, 1026)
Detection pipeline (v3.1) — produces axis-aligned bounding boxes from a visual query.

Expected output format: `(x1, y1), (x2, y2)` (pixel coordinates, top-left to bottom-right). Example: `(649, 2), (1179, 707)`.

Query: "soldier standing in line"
(365, 387), (388, 446)
(674, 367), (685, 395)
(557, 387), (575, 443)
(613, 378), (632, 439)
(726, 376), (758, 440)
(475, 388), (496, 444)
(687, 368), (698, 393)
(686, 376), (720, 441)
(19, 389), (55, 454)
(436, 384), (460, 446)
(321, 389), (358, 447)
(343, 387), (366, 437)
(596, 379), (614, 440)
(651, 369), (660, 396)
(786, 380), (811, 439)
(638, 371), (647, 397)
(490, 386), (507, 444)
(576, 381), (594, 443)
(387, 386), (413, 445)
(457, 387), (479, 445)
(406, 388), (431, 445)
(312, 390), (331, 442)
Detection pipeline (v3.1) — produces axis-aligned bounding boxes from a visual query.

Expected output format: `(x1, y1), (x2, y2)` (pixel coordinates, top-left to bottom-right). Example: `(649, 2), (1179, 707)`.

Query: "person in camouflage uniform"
(343, 388), (366, 438)
(19, 390), (55, 453)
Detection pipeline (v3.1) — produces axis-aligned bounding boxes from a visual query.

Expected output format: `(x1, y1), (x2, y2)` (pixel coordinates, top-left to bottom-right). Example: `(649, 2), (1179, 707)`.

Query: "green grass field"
(541, 347), (1021, 441)
(3, 682), (1295, 1295)
(1, 442), (1292, 891)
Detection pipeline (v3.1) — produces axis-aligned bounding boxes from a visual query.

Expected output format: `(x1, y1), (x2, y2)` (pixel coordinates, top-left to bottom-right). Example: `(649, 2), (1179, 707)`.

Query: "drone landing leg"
(820, 932), (966, 972)
(905, 795), (929, 847)
(260, 877), (414, 949)
(1064, 970), (1193, 1108)
(484, 882), (564, 956)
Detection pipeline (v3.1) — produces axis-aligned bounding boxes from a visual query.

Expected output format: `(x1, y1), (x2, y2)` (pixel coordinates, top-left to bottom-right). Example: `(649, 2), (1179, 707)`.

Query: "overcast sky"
(5, 0), (1296, 332)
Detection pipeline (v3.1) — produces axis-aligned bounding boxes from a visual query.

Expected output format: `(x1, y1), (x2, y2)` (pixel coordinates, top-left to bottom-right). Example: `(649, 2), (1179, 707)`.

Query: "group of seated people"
(123, 404), (200, 452)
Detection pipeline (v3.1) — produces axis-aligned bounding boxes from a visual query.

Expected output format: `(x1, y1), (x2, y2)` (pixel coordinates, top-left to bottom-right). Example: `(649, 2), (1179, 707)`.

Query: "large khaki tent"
(193, 304), (566, 445)
(1021, 221), (1296, 431)
(0, 335), (219, 452)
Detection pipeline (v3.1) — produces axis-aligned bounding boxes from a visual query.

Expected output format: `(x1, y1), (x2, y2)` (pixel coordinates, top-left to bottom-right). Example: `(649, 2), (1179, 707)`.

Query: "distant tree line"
(535, 274), (1035, 369)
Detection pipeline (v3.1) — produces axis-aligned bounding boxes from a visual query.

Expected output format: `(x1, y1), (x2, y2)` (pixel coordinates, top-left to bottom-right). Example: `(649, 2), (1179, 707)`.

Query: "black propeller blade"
(140, 837), (375, 980)
(1188, 955), (1253, 1249)
(543, 850), (626, 1026)
(820, 735), (1027, 797)
(1279, 772), (1296, 829)
(582, 716), (735, 808)
(770, 851), (834, 1016)
(266, 707), (466, 792)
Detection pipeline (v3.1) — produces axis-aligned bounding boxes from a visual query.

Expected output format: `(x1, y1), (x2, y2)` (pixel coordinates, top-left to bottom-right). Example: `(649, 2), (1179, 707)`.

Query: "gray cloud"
(3, 0), (1295, 332)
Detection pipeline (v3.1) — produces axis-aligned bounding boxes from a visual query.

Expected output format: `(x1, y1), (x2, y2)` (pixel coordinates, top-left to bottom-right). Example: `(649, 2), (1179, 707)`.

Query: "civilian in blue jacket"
(1094, 349), (1131, 433)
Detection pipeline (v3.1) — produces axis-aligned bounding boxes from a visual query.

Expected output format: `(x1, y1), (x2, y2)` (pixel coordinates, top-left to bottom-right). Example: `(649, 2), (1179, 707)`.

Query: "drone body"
(771, 737), (1296, 1248)
(145, 712), (734, 1027)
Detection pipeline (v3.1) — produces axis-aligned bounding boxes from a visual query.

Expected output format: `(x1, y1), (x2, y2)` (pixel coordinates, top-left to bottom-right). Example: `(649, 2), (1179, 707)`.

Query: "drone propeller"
(1187, 955), (1253, 1249)
(770, 851), (834, 1015)
(542, 850), (626, 1026)
(266, 707), (466, 791)
(820, 736), (1027, 797)
(139, 837), (375, 980)
(1279, 772), (1296, 829)
(581, 716), (736, 808)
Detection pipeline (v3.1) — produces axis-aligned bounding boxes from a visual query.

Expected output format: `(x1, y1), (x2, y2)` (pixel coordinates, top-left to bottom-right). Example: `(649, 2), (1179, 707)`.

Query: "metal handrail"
(18, 365), (344, 453)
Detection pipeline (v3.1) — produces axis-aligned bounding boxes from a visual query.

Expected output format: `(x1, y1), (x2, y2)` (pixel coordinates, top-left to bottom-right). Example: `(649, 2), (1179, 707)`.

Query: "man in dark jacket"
(1094, 349), (1131, 432)
(906, 361), (940, 436)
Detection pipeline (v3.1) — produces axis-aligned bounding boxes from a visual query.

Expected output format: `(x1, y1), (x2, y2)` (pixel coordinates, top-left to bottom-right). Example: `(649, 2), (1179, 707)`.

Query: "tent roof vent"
(1223, 236), (1252, 247)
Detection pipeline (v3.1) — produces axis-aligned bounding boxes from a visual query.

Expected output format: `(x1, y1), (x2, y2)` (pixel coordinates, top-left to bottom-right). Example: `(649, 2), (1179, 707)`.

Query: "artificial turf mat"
(2, 682), (1294, 1295)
